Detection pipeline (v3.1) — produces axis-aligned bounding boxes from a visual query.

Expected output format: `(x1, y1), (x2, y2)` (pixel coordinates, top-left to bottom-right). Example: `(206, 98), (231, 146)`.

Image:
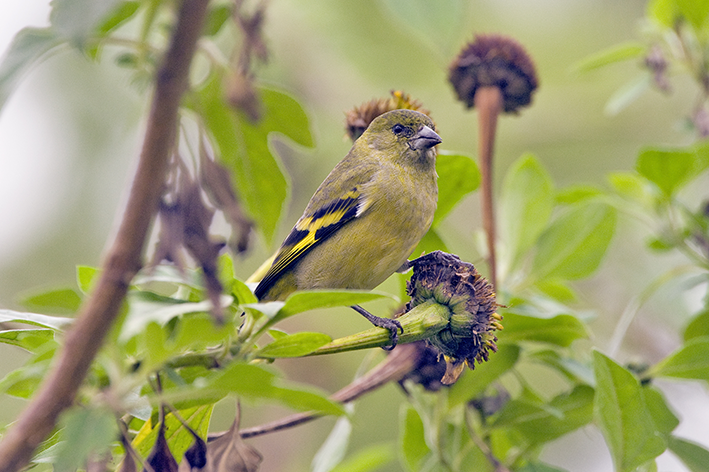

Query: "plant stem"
(237, 342), (429, 438)
(0, 1), (210, 470)
(301, 299), (450, 356)
(475, 86), (503, 288)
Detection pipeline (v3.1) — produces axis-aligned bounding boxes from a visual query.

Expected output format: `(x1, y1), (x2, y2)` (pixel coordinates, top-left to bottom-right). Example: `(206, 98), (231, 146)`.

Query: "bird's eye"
(392, 124), (407, 135)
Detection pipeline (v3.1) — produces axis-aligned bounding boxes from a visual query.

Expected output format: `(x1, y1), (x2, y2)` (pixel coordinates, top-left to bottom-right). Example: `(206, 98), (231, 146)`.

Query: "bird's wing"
(254, 186), (372, 299)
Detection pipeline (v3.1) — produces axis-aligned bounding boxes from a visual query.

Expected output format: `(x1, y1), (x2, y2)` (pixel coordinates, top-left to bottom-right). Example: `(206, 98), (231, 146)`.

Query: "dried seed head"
(345, 90), (431, 141)
(227, 71), (261, 123)
(406, 251), (501, 384)
(449, 34), (538, 113)
(396, 341), (448, 392)
(199, 139), (253, 253)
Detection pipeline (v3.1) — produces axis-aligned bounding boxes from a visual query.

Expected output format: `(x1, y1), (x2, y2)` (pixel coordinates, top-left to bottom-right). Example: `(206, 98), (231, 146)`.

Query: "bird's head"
(361, 109), (442, 166)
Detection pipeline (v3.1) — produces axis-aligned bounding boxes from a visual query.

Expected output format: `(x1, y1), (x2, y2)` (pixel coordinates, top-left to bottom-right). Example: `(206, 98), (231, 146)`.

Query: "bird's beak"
(410, 125), (442, 150)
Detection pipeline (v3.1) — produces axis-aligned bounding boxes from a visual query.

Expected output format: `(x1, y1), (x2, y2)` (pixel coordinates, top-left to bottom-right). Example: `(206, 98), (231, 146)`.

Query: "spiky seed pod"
(406, 251), (501, 384)
(448, 34), (538, 113)
(345, 90), (431, 141)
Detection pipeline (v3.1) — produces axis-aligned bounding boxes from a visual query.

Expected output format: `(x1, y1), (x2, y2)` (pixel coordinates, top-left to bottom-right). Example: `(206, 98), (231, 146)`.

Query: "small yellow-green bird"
(254, 109), (441, 346)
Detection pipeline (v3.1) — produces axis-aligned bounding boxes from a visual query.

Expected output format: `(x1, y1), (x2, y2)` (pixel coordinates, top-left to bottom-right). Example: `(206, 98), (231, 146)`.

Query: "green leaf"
(555, 185), (603, 205)
(216, 253), (236, 296)
(0, 329), (55, 352)
(76, 266), (99, 293)
(668, 435), (709, 472)
(593, 351), (666, 472)
(432, 151), (480, 227)
(399, 405), (430, 472)
(171, 313), (234, 352)
(650, 336), (709, 382)
(257, 332), (332, 358)
(648, 0), (679, 27)
(684, 309), (709, 341)
(608, 171), (654, 205)
(675, 0), (709, 28)
(517, 462), (568, 472)
(258, 289), (394, 326)
(692, 139), (709, 172)
(0, 310), (72, 330)
(49, 0), (123, 46)
(530, 350), (595, 385)
(0, 27), (61, 112)
(232, 277), (258, 305)
(497, 312), (588, 346)
(141, 322), (172, 370)
(196, 74), (314, 243)
(532, 201), (616, 281)
(21, 288), (82, 315)
(605, 74), (652, 116)
(572, 42), (645, 73)
(96, 1), (140, 36)
(493, 385), (595, 446)
(636, 147), (698, 197)
(119, 291), (232, 343)
(643, 386), (679, 438)
(55, 407), (118, 472)
(649, 0), (709, 30)
(448, 344), (519, 407)
(0, 359), (52, 398)
(330, 443), (395, 472)
(500, 154), (554, 270)
(208, 362), (343, 415)
(133, 406), (213, 459)
(30, 431), (62, 465)
(204, 4), (233, 36)
(534, 279), (577, 303)
(132, 264), (202, 288)
(646, 236), (676, 252)
(312, 405), (354, 472)
(267, 328), (288, 339)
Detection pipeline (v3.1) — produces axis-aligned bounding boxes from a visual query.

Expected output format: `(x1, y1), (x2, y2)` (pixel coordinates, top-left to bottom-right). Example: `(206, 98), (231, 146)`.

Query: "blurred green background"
(1, 1), (707, 471)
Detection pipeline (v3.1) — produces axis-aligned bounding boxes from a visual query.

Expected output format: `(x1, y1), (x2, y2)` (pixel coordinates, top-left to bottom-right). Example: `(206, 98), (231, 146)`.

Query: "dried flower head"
(345, 90), (431, 141)
(449, 34), (538, 113)
(406, 251), (501, 384)
(397, 341), (448, 392)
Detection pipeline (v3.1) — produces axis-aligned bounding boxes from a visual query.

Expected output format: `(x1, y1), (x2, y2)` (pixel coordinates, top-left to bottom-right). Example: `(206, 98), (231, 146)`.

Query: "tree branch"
(0, 1), (210, 470)
(237, 343), (427, 439)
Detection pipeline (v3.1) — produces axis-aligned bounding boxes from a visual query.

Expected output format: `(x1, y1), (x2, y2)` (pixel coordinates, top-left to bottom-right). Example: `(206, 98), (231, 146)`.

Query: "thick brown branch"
(0, 1), (210, 470)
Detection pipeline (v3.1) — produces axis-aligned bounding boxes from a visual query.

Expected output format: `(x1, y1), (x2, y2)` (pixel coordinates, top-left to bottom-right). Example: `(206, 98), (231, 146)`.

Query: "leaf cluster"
(2, 0), (709, 472)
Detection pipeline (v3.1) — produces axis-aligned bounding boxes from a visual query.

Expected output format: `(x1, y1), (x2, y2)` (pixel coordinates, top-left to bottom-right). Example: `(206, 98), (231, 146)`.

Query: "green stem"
(306, 299), (450, 356)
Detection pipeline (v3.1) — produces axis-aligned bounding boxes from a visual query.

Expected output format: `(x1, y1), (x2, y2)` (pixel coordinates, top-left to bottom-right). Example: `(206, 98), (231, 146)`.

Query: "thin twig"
(463, 407), (509, 472)
(0, 1), (210, 470)
(235, 343), (426, 439)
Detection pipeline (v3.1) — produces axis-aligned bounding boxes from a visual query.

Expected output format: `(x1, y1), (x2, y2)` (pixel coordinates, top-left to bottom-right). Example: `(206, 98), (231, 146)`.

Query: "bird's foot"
(351, 305), (403, 350)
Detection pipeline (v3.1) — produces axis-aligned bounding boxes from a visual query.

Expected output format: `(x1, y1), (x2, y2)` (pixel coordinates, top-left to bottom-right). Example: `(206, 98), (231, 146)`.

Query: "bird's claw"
(351, 305), (403, 350)
(380, 318), (403, 351)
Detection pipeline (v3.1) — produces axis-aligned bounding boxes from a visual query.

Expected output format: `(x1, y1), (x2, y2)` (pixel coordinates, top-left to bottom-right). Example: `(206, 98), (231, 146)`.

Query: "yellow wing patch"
(254, 187), (364, 300)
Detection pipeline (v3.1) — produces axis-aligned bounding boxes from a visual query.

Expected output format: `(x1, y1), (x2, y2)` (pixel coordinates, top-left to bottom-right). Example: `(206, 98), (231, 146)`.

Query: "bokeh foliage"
(1, 0), (709, 471)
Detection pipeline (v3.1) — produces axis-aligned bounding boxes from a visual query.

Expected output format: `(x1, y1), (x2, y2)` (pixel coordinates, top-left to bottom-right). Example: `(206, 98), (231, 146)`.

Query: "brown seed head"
(449, 34), (538, 113)
(345, 90), (431, 141)
(406, 251), (501, 384)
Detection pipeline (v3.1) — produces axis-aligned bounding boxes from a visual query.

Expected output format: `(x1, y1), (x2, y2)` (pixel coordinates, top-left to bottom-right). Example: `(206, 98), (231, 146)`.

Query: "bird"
(254, 109), (441, 347)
